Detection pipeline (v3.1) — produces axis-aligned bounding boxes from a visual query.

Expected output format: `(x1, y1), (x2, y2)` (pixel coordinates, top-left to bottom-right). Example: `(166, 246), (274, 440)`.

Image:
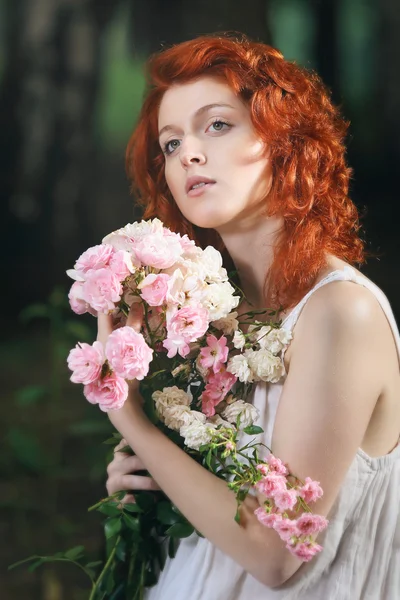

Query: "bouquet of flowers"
(12, 219), (328, 599)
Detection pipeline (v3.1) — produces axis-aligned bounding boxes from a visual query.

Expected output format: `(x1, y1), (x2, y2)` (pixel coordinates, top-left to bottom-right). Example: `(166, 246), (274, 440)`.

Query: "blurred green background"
(1, 0), (399, 598)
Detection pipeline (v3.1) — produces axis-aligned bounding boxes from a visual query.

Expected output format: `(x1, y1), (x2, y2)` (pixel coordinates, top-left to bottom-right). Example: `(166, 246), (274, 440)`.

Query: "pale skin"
(104, 77), (400, 587)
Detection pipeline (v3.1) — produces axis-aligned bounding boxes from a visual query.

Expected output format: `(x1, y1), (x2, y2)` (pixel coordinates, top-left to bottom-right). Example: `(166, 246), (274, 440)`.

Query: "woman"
(102, 35), (400, 598)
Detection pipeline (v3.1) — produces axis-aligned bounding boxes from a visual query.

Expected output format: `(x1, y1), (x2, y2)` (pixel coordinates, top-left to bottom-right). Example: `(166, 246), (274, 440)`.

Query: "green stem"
(89, 537), (119, 600)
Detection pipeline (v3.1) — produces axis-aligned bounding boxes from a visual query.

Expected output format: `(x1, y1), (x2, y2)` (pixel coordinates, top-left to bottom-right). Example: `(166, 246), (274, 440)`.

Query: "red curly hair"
(126, 34), (365, 310)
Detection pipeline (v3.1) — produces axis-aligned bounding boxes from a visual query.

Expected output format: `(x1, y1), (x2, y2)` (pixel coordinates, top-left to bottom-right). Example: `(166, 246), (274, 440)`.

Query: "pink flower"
(67, 341), (105, 384)
(108, 250), (135, 280)
(75, 244), (114, 273)
(166, 305), (209, 343)
(298, 477), (324, 504)
(295, 513), (328, 536)
(225, 441), (235, 452)
(105, 326), (153, 380)
(139, 273), (170, 306)
(274, 488), (299, 512)
(68, 281), (96, 315)
(84, 372), (128, 411)
(199, 335), (229, 374)
(134, 234), (182, 269)
(256, 463), (270, 477)
(273, 517), (300, 542)
(255, 473), (287, 498)
(287, 540), (323, 562)
(254, 507), (283, 528)
(267, 454), (288, 476)
(201, 370), (237, 416)
(82, 268), (123, 313)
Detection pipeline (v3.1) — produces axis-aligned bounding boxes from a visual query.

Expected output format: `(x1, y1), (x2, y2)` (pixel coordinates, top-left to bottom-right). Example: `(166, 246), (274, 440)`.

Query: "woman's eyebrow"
(158, 102), (236, 138)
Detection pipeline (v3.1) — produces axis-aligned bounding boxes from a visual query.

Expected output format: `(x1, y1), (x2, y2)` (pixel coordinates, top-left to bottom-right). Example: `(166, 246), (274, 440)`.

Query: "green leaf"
(168, 536), (178, 559)
(243, 425), (264, 435)
(8, 555), (41, 570)
(28, 559), (44, 572)
(165, 523), (194, 538)
(98, 503), (121, 517)
(156, 501), (181, 526)
(86, 561), (103, 569)
(63, 545), (85, 560)
(122, 513), (140, 532)
(104, 517), (122, 539)
(115, 538), (127, 562)
(15, 385), (48, 407)
(123, 503), (142, 514)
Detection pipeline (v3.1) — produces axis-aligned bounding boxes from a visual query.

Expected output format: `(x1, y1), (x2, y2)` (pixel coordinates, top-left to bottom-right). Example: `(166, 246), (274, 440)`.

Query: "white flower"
(227, 354), (253, 383)
(232, 329), (246, 350)
(254, 326), (292, 353)
(212, 311), (239, 336)
(162, 405), (192, 431)
(222, 400), (259, 428)
(152, 386), (192, 419)
(203, 281), (240, 321)
(246, 348), (285, 383)
(166, 269), (207, 307)
(180, 420), (214, 450)
(198, 246), (228, 283)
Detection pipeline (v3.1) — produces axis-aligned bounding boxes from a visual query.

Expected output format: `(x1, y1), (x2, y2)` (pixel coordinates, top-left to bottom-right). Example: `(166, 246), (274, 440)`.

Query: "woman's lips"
(187, 182), (216, 197)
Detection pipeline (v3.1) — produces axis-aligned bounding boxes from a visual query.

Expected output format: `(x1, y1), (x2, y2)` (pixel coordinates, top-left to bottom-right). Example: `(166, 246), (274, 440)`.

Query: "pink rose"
(84, 372), (128, 411)
(254, 507), (283, 528)
(255, 472), (287, 498)
(287, 540), (323, 562)
(139, 273), (170, 306)
(166, 304), (209, 343)
(298, 477), (324, 504)
(273, 517), (300, 542)
(274, 488), (299, 512)
(68, 281), (93, 315)
(67, 341), (105, 384)
(75, 244), (114, 273)
(267, 454), (288, 476)
(256, 463), (270, 477)
(105, 326), (153, 380)
(82, 268), (123, 313)
(201, 370), (237, 416)
(199, 335), (229, 374)
(295, 513), (328, 536)
(134, 234), (182, 269)
(109, 250), (135, 280)
(162, 336), (190, 359)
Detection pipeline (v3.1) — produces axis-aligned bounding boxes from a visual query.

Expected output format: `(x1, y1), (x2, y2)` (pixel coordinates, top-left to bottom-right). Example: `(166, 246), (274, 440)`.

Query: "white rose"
(232, 329), (246, 350)
(246, 348), (285, 383)
(227, 354), (253, 383)
(152, 386), (192, 419)
(180, 420), (214, 450)
(212, 311), (239, 336)
(163, 405), (191, 431)
(222, 400), (260, 428)
(256, 326), (292, 353)
(203, 281), (240, 321)
(198, 246), (228, 283)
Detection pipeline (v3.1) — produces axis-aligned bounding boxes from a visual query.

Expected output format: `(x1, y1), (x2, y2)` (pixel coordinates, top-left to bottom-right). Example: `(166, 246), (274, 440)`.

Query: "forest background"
(1, 1), (399, 598)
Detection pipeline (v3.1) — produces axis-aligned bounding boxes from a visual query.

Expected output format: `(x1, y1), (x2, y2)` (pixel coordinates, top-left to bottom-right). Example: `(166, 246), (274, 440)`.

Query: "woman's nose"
(180, 137), (206, 168)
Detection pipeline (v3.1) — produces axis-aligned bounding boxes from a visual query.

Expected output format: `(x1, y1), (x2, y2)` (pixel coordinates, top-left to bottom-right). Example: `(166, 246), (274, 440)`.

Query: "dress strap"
(281, 266), (400, 363)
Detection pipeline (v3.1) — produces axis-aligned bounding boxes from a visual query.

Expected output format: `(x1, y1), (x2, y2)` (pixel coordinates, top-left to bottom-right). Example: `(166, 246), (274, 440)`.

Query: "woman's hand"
(106, 438), (160, 504)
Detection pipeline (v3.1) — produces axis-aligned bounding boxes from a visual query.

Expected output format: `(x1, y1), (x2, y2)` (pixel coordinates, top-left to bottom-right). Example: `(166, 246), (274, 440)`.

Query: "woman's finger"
(126, 301), (144, 333)
(97, 312), (114, 346)
(121, 474), (161, 492)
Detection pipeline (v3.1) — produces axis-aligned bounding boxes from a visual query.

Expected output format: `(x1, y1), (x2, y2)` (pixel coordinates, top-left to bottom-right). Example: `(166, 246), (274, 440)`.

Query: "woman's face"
(158, 77), (272, 232)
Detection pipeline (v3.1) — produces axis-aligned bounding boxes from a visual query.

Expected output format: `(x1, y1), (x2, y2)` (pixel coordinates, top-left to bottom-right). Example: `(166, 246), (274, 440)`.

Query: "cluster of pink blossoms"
(67, 328), (153, 411)
(198, 334), (237, 417)
(253, 454), (328, 561)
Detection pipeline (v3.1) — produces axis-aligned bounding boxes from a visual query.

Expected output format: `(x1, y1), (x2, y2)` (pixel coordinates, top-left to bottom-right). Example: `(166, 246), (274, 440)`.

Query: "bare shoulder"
(305, 278), (384, 328)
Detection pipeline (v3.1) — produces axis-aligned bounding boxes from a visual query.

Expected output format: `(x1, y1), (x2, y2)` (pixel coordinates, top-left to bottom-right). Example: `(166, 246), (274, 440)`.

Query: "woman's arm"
(106, 281), (385, 588)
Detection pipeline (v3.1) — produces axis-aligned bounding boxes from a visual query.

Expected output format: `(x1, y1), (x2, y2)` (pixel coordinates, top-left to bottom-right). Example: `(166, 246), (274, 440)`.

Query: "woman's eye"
(208, 120), (230, 133)
(164, 139), (181, 155)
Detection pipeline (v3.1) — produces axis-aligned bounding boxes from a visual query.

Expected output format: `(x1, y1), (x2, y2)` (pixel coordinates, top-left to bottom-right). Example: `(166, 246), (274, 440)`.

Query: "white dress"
(145, 266), (400, 600)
